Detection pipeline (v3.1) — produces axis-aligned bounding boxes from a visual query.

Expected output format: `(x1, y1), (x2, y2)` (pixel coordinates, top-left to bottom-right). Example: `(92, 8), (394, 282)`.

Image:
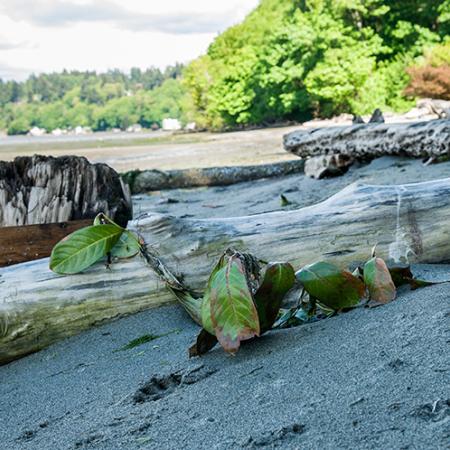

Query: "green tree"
(184, 0), (447, 128)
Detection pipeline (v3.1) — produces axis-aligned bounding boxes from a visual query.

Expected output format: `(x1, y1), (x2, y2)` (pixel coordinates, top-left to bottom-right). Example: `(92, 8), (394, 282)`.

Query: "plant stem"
(139, 244), (203, 325)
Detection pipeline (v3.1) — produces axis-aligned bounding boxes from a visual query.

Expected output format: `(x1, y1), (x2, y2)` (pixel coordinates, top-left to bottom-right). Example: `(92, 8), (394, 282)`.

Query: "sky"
(0, 0), (259, 81)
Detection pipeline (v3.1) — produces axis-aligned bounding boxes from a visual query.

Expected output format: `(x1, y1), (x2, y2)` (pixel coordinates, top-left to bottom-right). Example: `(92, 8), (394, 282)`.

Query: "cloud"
(0, 36), (35, 50)
(0, 62), (31, 80)
(0, 0), (238, 34)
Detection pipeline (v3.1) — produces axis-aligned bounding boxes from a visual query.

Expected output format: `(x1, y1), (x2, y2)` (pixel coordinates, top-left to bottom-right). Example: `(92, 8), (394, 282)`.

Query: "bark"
(1, 177), (450, 364)
(283, 119), (450, 160)
(124, 160), (305, 194)
(0, 155), (132, 227)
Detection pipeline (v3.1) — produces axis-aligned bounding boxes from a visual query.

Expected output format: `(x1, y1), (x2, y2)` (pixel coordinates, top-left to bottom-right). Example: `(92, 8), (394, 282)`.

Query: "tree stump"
(0, 155), (132, 227)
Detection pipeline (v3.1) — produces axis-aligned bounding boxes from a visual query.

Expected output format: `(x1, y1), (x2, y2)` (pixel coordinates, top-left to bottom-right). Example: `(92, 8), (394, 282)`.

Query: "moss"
(120, 169), (141, 192)
(114, 329), (181, 352)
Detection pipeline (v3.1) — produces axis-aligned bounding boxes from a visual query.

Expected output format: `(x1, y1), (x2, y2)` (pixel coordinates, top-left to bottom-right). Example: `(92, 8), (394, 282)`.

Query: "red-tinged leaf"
(364, 257), (396, 304)
(296, 261), (366, 310)
(200, 255), (227, 335)
(254, 262), (296, 333)
(209, 254), (260, 354)
(389, 265), (415, 287)
(189, 329), (218, 357)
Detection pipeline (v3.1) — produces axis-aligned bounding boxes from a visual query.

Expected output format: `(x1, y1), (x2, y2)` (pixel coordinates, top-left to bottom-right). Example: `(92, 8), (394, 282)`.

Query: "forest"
(1, 0), (449, 135)
(0, 64), (188, 135)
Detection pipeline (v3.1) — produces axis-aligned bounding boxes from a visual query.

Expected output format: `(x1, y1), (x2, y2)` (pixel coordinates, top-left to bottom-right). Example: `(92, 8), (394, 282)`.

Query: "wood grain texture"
(0, 220), (93, 267)
(283, 119), (450, 160)
(0, 155), (132, 227)
(125, 160), (305, 194)
(1, 178), (450, 364)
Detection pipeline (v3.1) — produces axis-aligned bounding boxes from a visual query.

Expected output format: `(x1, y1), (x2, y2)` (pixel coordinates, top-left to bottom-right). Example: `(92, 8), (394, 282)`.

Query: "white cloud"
(0, 0), (259, 80)
(0, 34), (35, 51)
(0, 62), (32, 80)
(0, 0), (240, 34)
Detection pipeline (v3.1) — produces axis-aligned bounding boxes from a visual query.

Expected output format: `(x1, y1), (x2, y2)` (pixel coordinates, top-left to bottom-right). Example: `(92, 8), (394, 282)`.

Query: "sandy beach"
(1, 155), (449, 449)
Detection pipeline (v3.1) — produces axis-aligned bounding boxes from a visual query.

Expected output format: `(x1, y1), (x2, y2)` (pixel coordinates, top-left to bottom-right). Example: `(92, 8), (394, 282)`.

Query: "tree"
(183, 0), (447, 127)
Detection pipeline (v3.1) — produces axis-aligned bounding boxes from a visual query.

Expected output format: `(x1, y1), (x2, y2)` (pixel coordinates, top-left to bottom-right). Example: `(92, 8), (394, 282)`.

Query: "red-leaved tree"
(405, 65), (450, 100)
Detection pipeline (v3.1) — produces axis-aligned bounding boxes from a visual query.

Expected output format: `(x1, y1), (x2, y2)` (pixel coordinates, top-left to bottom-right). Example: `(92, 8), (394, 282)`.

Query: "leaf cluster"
(50, 213), (141, 275)
(50, 220), (439, 357)
(182, 249), (439, 355)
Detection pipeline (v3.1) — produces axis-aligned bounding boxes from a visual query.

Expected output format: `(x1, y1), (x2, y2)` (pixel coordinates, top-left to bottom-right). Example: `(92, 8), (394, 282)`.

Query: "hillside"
(184, 0), (450, 128)
(0, 65), (187, 135)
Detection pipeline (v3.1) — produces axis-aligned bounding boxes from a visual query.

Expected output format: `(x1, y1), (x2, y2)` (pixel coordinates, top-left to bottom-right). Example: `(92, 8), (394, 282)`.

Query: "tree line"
(1, 0), (449, 135)
(0, 65), (188, 135)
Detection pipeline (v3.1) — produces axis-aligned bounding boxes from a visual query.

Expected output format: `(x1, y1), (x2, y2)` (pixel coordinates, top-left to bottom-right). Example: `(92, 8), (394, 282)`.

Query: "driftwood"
(417, 98), (450, 118)
(0, 220), (92, 267)
(1, 178), (450, 364)
(283, 119), (450, 160)
(123, 160), (305, 194)
(0, 155), (132, 227)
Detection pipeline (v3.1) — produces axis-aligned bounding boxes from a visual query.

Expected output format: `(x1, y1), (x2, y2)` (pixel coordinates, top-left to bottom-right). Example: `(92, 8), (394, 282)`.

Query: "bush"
(405, 65), (450, 100)
(7, 117), (30, 135)
(424, 41), (450, 66)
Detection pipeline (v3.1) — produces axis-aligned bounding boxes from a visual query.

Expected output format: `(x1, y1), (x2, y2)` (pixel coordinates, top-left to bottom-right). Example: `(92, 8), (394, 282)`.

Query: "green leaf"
(50, 224), (123, 274)
(93, 214), (103, 226)
(201, 292), (214, 335)
(208, 253), (260, 354)
(93, 213), (140, 259)
(111, 230), (141, 259)
(254, 262), (296, 333)
(296, 261), (366, 310)
(364, 257), (396, 304)
(274, 306), (322, 329)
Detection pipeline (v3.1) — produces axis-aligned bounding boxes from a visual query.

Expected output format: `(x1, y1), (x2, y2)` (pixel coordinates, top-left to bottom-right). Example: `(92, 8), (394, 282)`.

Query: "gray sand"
(1, 157), (450, 450)
(133, 156), (450, 219)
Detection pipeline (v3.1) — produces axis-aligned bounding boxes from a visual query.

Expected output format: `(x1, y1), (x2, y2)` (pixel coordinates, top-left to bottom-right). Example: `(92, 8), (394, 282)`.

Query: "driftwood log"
(0, 155), (132, 227)
(284, 119), (450, 160)
(123, 160), (304, 194)
(1, 178), (450, 364)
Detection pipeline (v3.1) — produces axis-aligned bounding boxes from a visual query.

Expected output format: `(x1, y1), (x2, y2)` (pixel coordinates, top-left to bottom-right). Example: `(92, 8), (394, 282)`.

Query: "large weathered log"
(1, 178), (450, 364)
(0, 155), (132, 227)
(283, 119), (450, 160)
(123, 160), (304, 194)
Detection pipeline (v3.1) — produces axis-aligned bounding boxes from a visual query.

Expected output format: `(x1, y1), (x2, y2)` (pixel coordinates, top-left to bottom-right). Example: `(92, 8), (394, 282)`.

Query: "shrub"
(405, 65), (450, 100)
(7, 117), (30, 135)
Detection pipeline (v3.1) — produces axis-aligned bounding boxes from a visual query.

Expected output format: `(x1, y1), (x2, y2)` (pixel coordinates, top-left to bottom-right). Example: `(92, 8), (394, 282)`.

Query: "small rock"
(369, 108), (385, 123)
(352, 115), (365, 124)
